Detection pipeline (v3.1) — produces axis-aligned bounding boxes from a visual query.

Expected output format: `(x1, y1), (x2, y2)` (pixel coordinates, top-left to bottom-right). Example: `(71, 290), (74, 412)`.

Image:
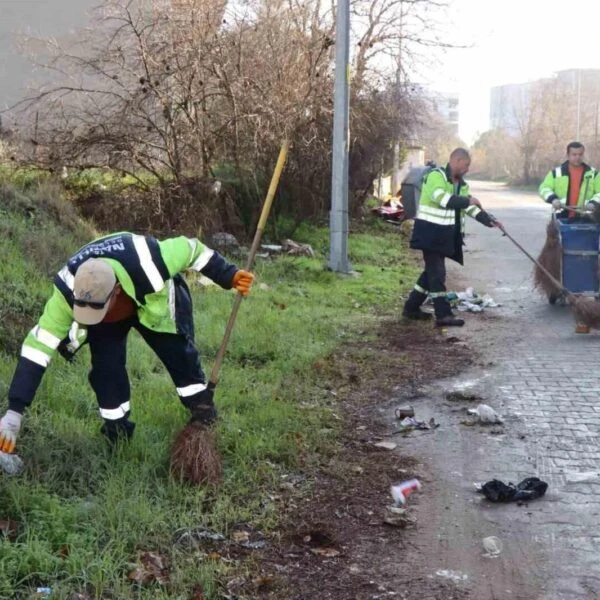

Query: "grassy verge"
(0, 191), (419, 598)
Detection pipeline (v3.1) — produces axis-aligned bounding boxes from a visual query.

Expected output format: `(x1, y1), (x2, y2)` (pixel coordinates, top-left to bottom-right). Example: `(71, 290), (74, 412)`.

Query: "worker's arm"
(7, 287), (74, 415)
(1, 287), (75, 453)
(540, 170), (560, 204)
(158, 236), (254, 295)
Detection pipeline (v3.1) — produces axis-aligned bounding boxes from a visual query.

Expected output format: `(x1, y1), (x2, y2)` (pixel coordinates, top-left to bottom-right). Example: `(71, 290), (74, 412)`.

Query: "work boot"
(402, 309), (433, 321)
(100, 417), (136, 445)
(435, 316), (465, 327)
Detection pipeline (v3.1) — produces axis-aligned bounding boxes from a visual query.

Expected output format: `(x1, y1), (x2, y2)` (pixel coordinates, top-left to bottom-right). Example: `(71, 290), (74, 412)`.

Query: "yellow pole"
(210, 139), (290, 383)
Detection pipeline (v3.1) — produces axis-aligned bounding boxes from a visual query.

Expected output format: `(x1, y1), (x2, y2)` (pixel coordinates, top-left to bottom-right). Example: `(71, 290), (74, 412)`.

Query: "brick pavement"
(395, 183), (600, 599)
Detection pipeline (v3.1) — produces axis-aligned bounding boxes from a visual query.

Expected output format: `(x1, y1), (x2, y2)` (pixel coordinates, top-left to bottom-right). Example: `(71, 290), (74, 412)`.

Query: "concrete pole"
(576, 70), (581, 140)
(328, 0), (350, 273)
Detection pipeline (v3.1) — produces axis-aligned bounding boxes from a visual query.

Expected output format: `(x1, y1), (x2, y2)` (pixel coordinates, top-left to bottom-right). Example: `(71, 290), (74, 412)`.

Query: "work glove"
(551, 198), (563, 210)
(232, 270), (255, 296)
(185, 385), (218, 425)
(0, 410), (22, 454)
(585, 201), (597, 211)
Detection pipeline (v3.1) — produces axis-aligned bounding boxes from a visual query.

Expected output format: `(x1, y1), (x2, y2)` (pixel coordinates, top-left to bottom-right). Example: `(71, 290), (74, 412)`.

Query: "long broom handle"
(209, 140), (290, 385)
(497, 223), (570, 297)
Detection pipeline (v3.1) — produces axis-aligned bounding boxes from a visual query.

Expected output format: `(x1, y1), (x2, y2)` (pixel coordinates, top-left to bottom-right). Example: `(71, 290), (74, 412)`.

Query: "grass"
(0, 186), (419, 599)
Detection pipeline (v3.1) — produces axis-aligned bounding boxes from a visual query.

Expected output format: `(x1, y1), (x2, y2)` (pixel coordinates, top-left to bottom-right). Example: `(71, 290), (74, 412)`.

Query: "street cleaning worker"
(539, 141), (600, 218)
(402, 148), (501, 327)
(0, 232), (254, 449)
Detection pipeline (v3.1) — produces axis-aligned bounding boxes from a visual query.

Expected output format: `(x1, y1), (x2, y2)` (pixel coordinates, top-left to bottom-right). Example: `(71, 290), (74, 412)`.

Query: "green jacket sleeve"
(158, 237), (238, 289)
(8, 286), (75, 413)
(540, 171), (559, 203)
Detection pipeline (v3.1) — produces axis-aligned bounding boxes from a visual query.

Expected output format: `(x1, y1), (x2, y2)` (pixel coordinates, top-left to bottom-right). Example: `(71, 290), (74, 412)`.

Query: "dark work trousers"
(403, 250), (452, 319)
(87, 316), (206, 428)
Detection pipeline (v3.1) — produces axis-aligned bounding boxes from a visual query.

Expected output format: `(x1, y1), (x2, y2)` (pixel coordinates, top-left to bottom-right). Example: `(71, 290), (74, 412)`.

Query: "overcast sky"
(430, 0), (600, 143)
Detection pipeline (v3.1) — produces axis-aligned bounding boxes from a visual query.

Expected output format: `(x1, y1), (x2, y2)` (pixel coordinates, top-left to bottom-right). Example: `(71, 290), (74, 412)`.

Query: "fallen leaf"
(253, 575), (273, 589)
(311, 547), (341, 557)
(188, 584), (205, 600)
(0, 519), (19, 539)
(127, 551), (170, 585)
(58, 544), (70, 558)
(232, 530), (250, 543)
(207, 552), (221, 561)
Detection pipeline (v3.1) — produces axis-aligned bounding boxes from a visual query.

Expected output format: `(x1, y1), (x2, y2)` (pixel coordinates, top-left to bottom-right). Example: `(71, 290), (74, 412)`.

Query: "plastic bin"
(557, 219), (600, 294)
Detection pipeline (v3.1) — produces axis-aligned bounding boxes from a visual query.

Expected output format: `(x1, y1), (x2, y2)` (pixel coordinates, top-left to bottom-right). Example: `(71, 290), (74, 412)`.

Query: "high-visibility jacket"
(410, 164), (493, 264)
(539, 161), (600, 207)
(8, 232), (238, 414)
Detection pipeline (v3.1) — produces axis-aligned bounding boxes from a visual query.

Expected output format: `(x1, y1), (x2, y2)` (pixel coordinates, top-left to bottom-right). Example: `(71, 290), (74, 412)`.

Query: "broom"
(533, 219), (562, 298)
(497, 222), (600, 329)
(170, 140), (290, 486)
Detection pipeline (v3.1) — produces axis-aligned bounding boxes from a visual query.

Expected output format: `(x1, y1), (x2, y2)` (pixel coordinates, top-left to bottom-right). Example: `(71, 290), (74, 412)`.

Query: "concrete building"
(430, 91), (460, 136)
(490, 68), (600, 137)
(0, 1), (97, 110)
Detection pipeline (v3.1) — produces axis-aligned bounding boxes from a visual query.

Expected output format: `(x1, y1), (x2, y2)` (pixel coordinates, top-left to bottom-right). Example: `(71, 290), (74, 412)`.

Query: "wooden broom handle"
(209, 140), (290, 384)
(498, 223), (569, 296)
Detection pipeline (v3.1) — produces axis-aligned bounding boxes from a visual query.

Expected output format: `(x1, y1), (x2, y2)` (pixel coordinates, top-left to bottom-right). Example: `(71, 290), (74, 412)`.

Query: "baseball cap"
(72, 258), (117, 325)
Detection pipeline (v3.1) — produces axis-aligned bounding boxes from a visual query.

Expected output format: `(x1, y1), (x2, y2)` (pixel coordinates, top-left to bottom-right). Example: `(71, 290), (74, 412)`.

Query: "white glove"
(551, 198), (562, 210)
(0, 410), (22, 454)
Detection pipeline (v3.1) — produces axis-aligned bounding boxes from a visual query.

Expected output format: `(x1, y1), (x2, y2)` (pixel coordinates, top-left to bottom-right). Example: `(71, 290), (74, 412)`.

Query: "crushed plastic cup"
(482, 536), (503, 556)
(391, 479), (422, 505)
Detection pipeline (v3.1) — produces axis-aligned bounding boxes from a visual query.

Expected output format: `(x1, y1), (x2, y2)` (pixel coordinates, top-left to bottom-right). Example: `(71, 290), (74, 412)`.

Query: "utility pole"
(328, 0), (350, 273)
(576, 70), (582, 140)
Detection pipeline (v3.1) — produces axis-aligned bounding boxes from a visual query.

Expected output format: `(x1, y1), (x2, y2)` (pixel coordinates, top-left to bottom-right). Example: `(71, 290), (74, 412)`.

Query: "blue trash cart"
(549, 217), (600, 304)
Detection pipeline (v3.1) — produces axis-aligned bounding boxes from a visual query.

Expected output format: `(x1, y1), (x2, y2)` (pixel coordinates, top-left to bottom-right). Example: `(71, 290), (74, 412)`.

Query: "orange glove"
(232, 270), (255, 296)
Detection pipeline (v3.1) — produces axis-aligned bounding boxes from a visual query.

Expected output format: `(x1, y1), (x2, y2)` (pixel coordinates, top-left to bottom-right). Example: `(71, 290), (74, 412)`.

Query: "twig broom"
(170, 140), (290, 486)
(499, 223), (600, 329)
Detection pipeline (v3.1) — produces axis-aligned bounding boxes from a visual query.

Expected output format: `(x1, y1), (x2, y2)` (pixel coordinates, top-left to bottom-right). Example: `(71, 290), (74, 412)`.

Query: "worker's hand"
(232, 270), (255, 296)
(551, 198), (563, 210)
(469, 196), (482, 209)
(0, 410), (22, 454)
(491, 219), (504, 230)
(585, 201), (597, 211)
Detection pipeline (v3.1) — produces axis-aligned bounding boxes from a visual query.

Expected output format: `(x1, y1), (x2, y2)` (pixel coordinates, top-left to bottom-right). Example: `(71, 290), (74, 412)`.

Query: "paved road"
(393, 182), (600, 600)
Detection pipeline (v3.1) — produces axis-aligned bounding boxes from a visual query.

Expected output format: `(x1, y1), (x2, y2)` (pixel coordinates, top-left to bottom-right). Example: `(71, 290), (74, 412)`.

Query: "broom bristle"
(534, 220), (562, 297)
(570, 296), (600, 329)
(170, 422), (223, 486)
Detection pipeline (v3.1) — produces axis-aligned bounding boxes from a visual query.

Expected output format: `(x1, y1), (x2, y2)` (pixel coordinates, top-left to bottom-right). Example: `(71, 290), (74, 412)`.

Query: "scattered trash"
(0, 451), (24, 476)
(374, 441), (397, 451)
(565, 471), (599, 483)
(282, 239), (315, 257)
(482, 536), (503, 557)
(394, 405), (415, 419)
(477, 477), (548, 503)
(396, 416), (439, 432)
(391, 479), (422, 505)
(174, 527), (226, 549)
(434, 569), (468, 583)
(467, 404), (503, 424)
(383, 505), (417, 528)
(31, 588), (52, 599)
(439, 288), (502, 313)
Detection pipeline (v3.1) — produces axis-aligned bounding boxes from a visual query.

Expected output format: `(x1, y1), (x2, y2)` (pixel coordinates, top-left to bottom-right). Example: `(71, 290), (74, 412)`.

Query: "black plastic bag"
(479, 477), (548, 503)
